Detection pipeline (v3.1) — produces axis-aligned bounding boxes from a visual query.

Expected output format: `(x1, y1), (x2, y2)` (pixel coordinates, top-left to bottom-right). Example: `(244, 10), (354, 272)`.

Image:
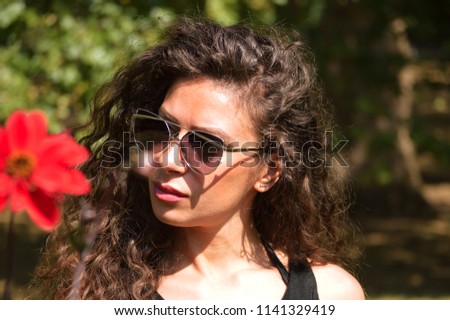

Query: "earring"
(259, 182), (271, 188)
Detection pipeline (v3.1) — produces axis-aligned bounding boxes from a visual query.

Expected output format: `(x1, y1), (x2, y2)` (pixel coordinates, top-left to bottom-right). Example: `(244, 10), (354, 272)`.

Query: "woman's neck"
(176, 213), (268, 276)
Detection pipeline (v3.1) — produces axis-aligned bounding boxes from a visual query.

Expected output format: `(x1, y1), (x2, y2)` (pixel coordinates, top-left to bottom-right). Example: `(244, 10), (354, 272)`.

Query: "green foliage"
(1, 0), (448, 187)
(0, 0), (175, 131)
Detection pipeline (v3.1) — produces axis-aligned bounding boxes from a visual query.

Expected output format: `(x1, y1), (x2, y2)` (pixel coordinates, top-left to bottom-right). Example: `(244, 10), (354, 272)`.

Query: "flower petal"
(0, 196), (7, 213)
(6, 111), (29, 150)
(26, 110), (48, 146)
(0, 127), (11, 170)
(9, 180), (29, 213)
(32, 164), (90, 195)
(6, 110), (48, 151)
(0, 173), (10, 212)
(25, 188), (61, 231)
(58, 169), (91, 195)
(7, 174), (62, 230)
(31, 164), (68, 193)
(37, 134), (90, 167)
(0, 172), (13, 197)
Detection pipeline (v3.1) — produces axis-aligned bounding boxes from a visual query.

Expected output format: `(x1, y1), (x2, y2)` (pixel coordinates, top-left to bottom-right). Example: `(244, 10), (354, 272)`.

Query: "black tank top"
(263, 243), (319, 300)
(153, 244), (319, 300)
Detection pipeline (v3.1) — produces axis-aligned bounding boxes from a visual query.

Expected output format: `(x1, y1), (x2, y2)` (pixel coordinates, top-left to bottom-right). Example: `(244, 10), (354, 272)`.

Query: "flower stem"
(70, 202), (98, 300)
(2, 211), (15, 300)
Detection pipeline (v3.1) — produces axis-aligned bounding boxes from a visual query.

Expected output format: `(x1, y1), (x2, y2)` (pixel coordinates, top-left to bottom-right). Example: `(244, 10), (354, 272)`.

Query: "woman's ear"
(253, 155), (282, 193)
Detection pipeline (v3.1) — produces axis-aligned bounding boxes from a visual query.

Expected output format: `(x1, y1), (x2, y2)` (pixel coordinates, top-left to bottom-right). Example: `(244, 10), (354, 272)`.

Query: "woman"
(34, 17), (364, 299)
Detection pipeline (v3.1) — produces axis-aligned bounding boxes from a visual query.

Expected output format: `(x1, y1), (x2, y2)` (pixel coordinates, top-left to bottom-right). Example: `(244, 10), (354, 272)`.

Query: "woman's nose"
(155, 140), (187, 174)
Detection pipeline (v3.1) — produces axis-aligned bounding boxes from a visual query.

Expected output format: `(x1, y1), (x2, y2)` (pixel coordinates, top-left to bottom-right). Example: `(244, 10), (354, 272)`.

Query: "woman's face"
(144, 77), (268, 229)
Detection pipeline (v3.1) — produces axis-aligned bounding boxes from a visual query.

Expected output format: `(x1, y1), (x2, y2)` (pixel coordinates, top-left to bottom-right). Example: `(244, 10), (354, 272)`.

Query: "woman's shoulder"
(311, 263), (365, 300)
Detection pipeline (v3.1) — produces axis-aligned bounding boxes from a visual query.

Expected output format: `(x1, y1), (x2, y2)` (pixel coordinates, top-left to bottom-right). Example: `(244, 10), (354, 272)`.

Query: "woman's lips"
(153, 182), (188, 202)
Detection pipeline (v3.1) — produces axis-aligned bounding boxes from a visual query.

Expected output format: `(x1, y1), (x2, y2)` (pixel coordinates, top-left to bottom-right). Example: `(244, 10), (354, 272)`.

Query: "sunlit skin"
(142, 77), (364, 300)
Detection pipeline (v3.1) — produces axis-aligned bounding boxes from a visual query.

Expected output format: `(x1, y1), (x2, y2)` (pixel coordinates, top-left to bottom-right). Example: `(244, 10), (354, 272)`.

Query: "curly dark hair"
(32, 16), (357, 299)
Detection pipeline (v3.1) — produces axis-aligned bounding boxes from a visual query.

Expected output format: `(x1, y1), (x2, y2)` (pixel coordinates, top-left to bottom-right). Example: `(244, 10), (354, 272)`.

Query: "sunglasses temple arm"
(225, 147), (265, 152)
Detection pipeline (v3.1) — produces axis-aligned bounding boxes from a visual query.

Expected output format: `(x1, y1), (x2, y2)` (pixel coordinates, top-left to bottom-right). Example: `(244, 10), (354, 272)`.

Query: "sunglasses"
(131, 109), (264, 175)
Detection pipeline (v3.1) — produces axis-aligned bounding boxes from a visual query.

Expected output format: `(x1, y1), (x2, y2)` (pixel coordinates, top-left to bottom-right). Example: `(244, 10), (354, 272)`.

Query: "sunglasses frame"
(131, 109), (265, 174)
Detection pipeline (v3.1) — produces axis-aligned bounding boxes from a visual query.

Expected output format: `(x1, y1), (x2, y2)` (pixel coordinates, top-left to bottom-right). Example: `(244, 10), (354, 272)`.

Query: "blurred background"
(0, 0), (449, 299)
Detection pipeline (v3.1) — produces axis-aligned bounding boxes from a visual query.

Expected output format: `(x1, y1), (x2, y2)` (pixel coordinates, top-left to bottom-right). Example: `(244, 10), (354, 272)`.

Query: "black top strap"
(153, 291), (164, 300)
(262, 240), (289, 284)
(262, 240), (319, 300)
(282, 260), (319, 300)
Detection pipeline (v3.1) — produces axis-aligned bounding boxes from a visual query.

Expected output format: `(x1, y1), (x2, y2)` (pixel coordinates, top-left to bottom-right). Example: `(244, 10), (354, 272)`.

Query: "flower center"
(6, 151), (36, 178)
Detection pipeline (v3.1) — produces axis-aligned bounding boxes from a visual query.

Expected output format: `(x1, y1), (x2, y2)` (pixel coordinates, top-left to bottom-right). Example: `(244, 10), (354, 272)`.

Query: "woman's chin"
(153, 210), (196, 228)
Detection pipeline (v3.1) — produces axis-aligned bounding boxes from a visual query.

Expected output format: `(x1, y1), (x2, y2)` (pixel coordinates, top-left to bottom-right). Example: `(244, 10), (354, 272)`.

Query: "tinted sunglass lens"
(181, 132), (223, 174)
(133, 116), (170, 152)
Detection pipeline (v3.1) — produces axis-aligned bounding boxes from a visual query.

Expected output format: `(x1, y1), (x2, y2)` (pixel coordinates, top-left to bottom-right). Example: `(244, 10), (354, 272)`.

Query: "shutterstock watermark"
(99, 131), (349, 171)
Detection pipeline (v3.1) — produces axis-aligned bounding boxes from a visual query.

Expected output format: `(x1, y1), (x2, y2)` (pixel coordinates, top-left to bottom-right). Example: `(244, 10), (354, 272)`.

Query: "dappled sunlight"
(358, 188), (450, 299)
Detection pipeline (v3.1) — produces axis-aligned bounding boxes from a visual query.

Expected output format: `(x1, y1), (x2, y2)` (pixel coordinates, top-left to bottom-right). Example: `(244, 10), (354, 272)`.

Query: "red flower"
(0, 110), (91, 231)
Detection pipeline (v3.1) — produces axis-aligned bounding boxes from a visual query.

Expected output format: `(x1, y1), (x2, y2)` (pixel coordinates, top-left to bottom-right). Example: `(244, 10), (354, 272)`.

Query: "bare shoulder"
(311, 264), (365, 300)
